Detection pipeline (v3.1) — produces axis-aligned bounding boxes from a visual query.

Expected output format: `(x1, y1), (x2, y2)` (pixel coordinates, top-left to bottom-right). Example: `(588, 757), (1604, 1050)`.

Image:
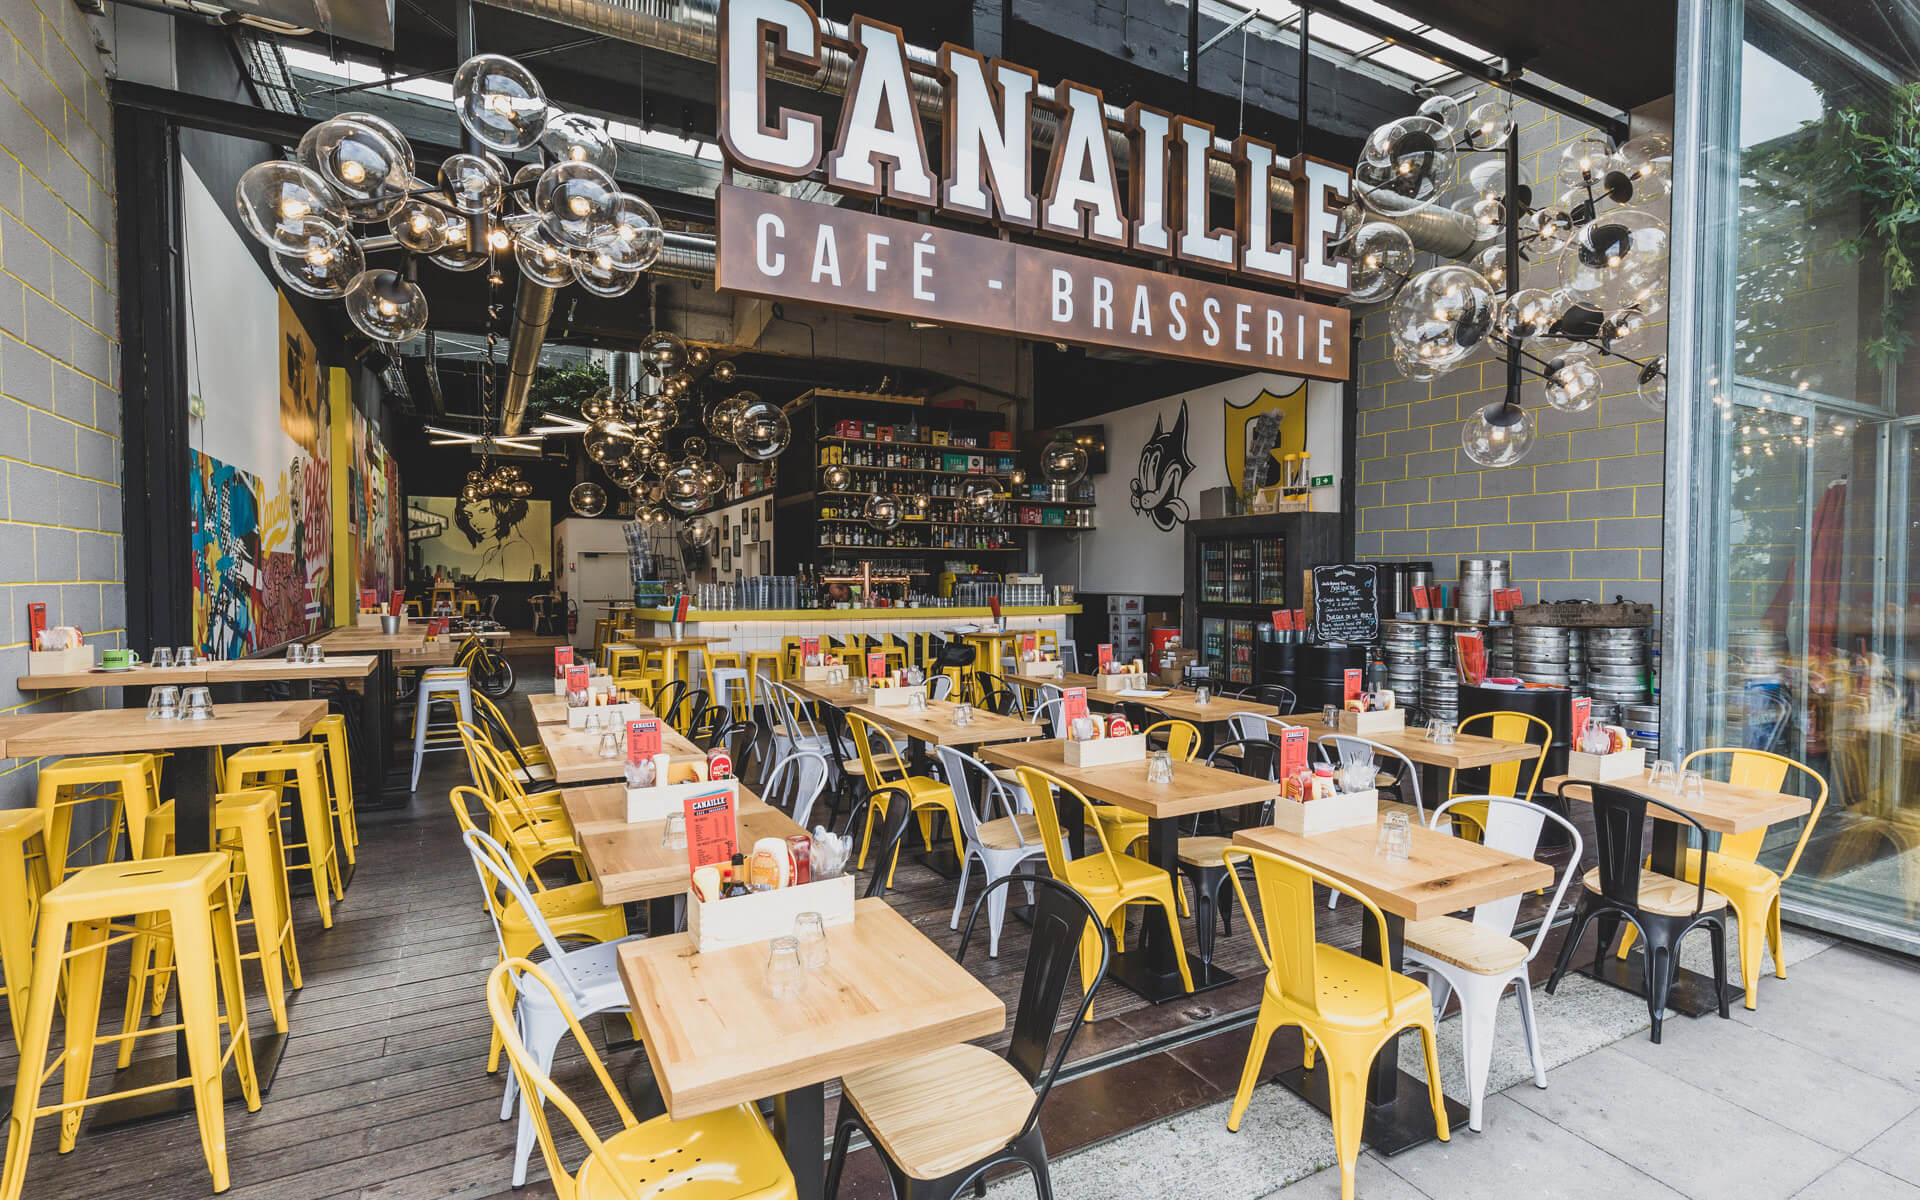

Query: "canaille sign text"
(714, 0), (1353, 380)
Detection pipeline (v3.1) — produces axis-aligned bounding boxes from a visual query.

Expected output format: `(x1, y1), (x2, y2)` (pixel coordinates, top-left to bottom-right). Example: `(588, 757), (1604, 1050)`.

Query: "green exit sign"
(1310, 474), (1334, 487)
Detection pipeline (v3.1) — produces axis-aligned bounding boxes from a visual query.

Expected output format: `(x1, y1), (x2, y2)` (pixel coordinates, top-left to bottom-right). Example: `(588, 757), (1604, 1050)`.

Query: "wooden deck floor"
(0, 674), (1573, 1199)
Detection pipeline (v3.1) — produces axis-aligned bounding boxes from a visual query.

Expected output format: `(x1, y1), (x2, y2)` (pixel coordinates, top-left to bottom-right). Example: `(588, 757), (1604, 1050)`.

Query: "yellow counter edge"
(626, 605), (1082, 622)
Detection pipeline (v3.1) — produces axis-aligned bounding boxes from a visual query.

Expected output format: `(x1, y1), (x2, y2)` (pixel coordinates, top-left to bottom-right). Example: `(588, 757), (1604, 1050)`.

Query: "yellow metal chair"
(877, 635), (909, 674)
(471, 692), (557, 787)
(468, 740), (586, 886)
(123, 789), (302, 1040)
(0, 810), (53, 1045)
(1446, 710), (1552, 839)
(451, 787), (627, 1074)
(459, 722), (566, 827)
(226, 743), (345, 927)
(486, 958), (797, 1200)
(1014, 765), (1196, 1006)
(779, 635), (804, 676)
(309, 713), (360, 867)
(34, 754), (162, 879)
(1615, 748), (1828, 1010)
(2, 854), (260, 1200)
(847, 712), (961, 888)
(1222, 846), (1449, 1200)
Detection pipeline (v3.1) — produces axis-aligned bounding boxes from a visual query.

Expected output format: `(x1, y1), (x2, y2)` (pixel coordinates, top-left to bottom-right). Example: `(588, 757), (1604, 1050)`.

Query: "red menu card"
(683, 784), (738, 872)
(389, 592), (406, 616)
(1571, 697), (1591, 734)
(1273, 609), (1293, 630)
(801, 636), (820, 662)
(627, 717), (661, 763)
(1455, 632), (1487, 686)
(26, 603), (45, 650)
(867, 651), (888, 681)
(1343, 668), (1363, 703)
(360, 589), (376, 612)
(1097, 643), (1113, 672)
(566, 664), (588, 695)
(1020, 634), (1037, 658)
(554, 645), (573, 677)
(1061, 686), (1089, 729)
(1278, 725), (1308, 780)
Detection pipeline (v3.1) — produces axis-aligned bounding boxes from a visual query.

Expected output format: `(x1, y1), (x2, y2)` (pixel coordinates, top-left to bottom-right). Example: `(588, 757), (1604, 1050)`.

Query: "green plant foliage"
(528, 361), (609, 417)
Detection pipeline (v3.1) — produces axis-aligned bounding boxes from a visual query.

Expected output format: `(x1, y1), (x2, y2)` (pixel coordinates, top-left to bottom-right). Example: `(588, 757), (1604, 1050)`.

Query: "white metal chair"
(412, 666), (474, 789)
(1229, 711), (1302, 743)
(1405, 796), (1583, 1132)
(761, 750), (830, 830)
(462, 829), (644, 1187)
(1032, 682), (1064, 719)
(935, 745), (1057, 957)
(766, 680), (830, 761)
(926, 673), (955, 702)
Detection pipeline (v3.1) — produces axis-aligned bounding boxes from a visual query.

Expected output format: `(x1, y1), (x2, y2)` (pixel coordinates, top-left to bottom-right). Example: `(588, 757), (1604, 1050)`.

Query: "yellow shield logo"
(1224, 384), (1308, 493)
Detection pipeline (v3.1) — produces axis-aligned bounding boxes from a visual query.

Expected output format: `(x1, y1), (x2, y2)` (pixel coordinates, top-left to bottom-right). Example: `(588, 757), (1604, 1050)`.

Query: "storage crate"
(1095, 672), (1149, 692)
(868, 686), (918, 708)
(1565, 748), (1646, 782)
(1336, 708), (1407, 736)
(801, 664), (848, 683)
(626, 777), (738, 823)
(1271, 789), (1378, 836)
(1063, 732), (1148, 767)
(28, 646), (93, 675)
(688, 872), (857, 953)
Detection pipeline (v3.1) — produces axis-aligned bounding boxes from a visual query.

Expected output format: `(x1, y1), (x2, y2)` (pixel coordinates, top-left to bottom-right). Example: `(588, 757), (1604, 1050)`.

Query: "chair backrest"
(486, 959), (645, 1199)
(1564, 780), (1714, 915)
(1256, 683), (1297, 713)
(1430, 795), (1583, 959)
(1317, 734), (1423, 815)
(1452, 710), (1552, 802)
(1679, 747), (1828, 876)
(762, 750), (830, 829)
(1119, 701), (1170, 730)
(850, 784), (917, 897)
(1222, 845), (1400, 1021)
(974, 671), (1018, 714)
(1014, 766), (1129, 889)
(1035, 682), (1063, 717)
(1208, 738), (1279, 781)
(955, 874), (1106, 1141)
(845, 711), (907, 789)
(925, 673), (955, 702)
(934, 745), (1029, 850)
(471, 693), (539, 777)
(1144, 719), (1201, 761)
(652, 679), (688, 729)
(1035, 697), (1067, 740)
(690, 702), (733, 749)
(462, 829), (578, 989)
(768, 680), (823, 745)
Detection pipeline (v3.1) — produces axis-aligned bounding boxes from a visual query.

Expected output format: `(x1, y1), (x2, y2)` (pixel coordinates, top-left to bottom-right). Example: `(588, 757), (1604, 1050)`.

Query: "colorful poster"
(192, 452), (263, 657)
(278, 293), (324, 459)
(412, 495), (554, 582)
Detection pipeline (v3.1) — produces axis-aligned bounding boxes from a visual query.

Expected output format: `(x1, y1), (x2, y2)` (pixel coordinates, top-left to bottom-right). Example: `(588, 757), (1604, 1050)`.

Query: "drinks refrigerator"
(1193, 534), (1286, 682)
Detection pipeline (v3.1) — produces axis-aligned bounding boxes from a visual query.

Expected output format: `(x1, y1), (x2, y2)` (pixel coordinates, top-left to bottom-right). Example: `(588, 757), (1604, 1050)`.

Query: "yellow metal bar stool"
(1, 854), (260, 1200)
(126, 790), (303, 1041)
(34, 754), (163, 880)
(226, 744), (344, 928)
(0, 810), (53, 1045)
(309, 714), (359, 869)
(743, 648), (785, 714)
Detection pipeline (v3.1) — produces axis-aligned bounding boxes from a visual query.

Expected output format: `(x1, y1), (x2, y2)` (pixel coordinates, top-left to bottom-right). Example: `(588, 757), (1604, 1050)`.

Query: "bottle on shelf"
(722, 853), (753, 898)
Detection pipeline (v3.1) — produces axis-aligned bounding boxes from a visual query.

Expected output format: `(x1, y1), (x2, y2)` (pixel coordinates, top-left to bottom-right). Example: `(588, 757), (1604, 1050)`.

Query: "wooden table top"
(3, 699), (327, 757)
(528, 692), (567, 725)
(314, 628), (427, 651)
(1544, 770), (1814, 836)
(0, 713), (75, 756)
(1234, 819), (1554, 922)
(201, 655), (378, 682)
(577, 794), (806, 905)
(536, 719), (704, 785)
(1003, 673), (1291, 724)
(980, 738), (1276, 820)
(851, 700), (1042, 749)
(620, 898), (1005, 1117)
(19, 663), (211, 689)
(1292, 714), (1542, 770)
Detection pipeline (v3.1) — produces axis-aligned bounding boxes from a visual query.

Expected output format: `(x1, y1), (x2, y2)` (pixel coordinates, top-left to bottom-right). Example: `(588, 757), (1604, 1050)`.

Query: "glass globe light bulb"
(1414, 93), (1461, 139)
(439, 153), (507, 216)
(1347, 222), (1416, 304)
(822, 464), (853, 491)
(535, 161), (618, 250)
(640, 330), (688, 375)
(298, 115), (409, 219)
(452, 54), (549, 152)
(539, 112), (617, 173)
(270, 224), (364, 299)
(679, 515), (718, 549)
(1042, 438), (1089, 485)
(712, 360), (737, 383)
(1544, 349), (1601, 412)
(1465, 100), (1515, 150)
(733, 399), (791, 461)
(1461, 399), (1536, 467)
(864, 493), (903, 532)
(236, 161), (347, 254)
(663, 463), (708, 513)
(569, 481), (608, 517)
(344, 269), (427, 343)
(1497, 288), (1559, 341)
(1638, 356), (1669, 409)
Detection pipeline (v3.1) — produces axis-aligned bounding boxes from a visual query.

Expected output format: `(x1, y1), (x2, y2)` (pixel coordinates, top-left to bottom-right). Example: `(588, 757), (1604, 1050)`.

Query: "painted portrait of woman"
(456, 495), (541, 580)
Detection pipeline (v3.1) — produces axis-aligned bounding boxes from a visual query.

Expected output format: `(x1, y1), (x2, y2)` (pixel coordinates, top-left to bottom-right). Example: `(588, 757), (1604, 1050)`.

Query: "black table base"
(774, 1082), (827, 1200)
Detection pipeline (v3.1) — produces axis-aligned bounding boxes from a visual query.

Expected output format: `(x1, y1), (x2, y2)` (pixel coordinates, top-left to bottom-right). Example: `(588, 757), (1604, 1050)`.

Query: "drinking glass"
(764, 936), (805, 998)
(660, 813), (687, 851)
(1376, 811), (1412, 862)
(286, 642), (305, 662)
(597, 730), (621, 758)
(908, 690), (928, 712)
(952, 702), (973, 727)
(1341, 762), (1374, 794)
(147, 686), (180, 720)
(1649, 759), (1678, 791)
(1194, 685), (1211, 706)
(1682, 769), (1706, 804)
(152, 647), (174, 669)
(1426, 718), (1455, 744)
(175, 646), (196, 667)
(1147, 750), (1174, 785)
(794, 912), (829, 969)
(1321, 704), (1339, 724)
(180, 686), (214, 721)
(307, 643), (325, 663)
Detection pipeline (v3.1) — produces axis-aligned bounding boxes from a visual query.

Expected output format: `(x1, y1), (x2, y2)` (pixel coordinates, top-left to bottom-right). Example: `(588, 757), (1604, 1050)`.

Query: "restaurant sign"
(716, 0), (1352, 380)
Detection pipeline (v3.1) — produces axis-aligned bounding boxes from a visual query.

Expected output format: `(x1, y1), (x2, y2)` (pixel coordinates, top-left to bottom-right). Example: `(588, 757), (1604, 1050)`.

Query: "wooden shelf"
(817, 544), (1023, 553)
(821, 433), (1008, 451)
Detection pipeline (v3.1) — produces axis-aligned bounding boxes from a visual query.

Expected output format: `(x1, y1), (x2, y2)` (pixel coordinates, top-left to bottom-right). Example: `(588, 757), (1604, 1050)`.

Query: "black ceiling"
(1372, 0), (1674, 112)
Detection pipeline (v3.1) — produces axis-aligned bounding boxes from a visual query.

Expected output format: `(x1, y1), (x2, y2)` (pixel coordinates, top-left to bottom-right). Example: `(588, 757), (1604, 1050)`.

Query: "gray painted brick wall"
(0, 0), (123, 805)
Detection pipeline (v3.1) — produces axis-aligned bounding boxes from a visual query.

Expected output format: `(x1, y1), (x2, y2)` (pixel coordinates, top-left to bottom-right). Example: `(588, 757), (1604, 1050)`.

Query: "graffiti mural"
(192, 452), (264, 657)
(1224, 382), (1307, 495)
(1129, 399), (1197, 531)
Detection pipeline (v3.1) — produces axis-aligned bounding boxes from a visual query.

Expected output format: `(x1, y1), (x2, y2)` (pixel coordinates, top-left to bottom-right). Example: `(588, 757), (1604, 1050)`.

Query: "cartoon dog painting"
(1130, 400), (1197, 531)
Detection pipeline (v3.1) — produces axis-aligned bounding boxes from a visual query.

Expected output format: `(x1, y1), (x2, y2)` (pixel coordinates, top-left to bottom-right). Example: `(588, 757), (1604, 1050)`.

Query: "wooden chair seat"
(976, 813), (1046, 853)
(840, 1043), (1033, 1181)
(1581, 868), (1728, 917)
(1403, 914), (1528, 975)
(842, 753), (901, 775)
(1177, 835), (1234, 869)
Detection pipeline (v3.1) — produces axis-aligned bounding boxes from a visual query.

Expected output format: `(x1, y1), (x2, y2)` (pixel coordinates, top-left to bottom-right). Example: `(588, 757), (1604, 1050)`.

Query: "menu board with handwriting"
(1310, 564), (1380, 644)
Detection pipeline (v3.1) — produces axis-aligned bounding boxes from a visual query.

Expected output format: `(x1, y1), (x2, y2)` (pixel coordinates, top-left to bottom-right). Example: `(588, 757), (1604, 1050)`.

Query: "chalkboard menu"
(1311, 563), (1380, 644)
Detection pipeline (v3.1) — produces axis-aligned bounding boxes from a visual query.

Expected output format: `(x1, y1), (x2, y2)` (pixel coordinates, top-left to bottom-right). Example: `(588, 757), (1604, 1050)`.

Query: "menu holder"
(28, 646), (93, 674)
(567, 701), (649, 730)
(801, 663), (848, 683)
(1063, 732), (1147, 768)
(1095, 672), (1148, 693)
(627, 776), (738, 824)
(868, 685), (918, 708)
(1021, 660), (1065, 679)
(1565, 747), (1646, 782)
(355, 612), (388, 628)
(1272, 788), (1378, 836)
(1336, 708), (1407, 736)
(688, 872), (857, 954)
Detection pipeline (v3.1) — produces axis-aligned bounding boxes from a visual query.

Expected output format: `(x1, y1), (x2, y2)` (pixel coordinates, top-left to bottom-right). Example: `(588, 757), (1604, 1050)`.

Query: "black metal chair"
(1256, 683), (1297, 713)
(1119, 702), (1172, 732)
(1176, 739), (1281, 964)
(844, 784), (918, 899)
(825, 874), (1107, 1200)
(1545, 780), (1733, 1042)
(972, 670), (1020, 715)
(650, 679), (687, 730)
(689, 704), (735, 751)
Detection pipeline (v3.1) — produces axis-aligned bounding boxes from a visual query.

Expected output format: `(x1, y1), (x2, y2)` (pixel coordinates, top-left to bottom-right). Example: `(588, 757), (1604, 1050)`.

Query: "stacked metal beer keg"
(1381, 621), (1425, 712)
(1423, 623), (1458, 723)
(1512, 625), (1572, 686)
(1455, 557), (1509, 624)
(1485, 623), (1515, 677)
(1566, 627), (1588, 693)
(1623, 703), (1661, 755)
(1585, 626), (1650, 706)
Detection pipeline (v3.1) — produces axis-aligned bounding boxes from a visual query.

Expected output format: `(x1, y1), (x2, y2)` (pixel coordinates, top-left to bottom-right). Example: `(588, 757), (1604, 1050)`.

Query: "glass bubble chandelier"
(1349, 85), (1672, 467)
(234, 53), (664, 344)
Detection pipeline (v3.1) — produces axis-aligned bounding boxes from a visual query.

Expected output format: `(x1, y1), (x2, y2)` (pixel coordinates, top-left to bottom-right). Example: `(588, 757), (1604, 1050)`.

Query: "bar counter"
(621, 605), (1080, 659)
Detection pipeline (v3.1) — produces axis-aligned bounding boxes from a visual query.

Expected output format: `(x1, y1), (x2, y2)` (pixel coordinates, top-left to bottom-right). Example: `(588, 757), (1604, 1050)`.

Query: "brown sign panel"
(714, 184), (1351, 381)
